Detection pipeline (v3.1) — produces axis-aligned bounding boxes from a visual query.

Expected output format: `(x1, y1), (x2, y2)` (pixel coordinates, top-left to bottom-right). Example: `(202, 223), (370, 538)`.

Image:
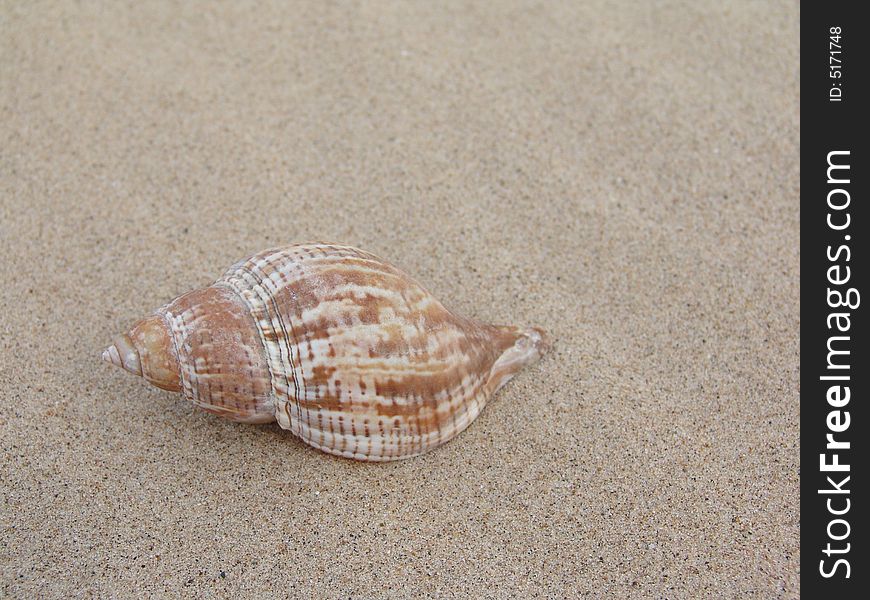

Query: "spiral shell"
(103, 243), (548, 461)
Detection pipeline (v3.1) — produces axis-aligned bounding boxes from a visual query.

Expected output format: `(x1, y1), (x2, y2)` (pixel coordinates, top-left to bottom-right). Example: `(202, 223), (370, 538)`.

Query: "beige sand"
(1, 1), (799, 597)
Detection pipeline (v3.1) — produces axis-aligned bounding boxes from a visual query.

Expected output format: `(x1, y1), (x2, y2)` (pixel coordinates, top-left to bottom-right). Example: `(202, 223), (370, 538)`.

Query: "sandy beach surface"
(1, 1), (799, 597)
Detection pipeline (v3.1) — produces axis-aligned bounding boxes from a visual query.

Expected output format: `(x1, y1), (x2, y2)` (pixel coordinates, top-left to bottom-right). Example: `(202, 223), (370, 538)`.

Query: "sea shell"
(103, 243), (548, 460)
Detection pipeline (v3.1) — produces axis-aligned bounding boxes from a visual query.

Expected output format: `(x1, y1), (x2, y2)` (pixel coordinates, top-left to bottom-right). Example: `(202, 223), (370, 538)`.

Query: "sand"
(1, 1), (799, 597)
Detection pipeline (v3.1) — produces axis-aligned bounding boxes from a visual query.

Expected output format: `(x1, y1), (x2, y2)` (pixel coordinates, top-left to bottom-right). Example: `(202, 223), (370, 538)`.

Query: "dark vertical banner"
(801, 3), (866, 596)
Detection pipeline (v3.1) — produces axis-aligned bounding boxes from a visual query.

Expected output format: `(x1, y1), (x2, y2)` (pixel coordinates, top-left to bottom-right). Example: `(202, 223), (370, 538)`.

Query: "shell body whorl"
(104, 243), (548, 461)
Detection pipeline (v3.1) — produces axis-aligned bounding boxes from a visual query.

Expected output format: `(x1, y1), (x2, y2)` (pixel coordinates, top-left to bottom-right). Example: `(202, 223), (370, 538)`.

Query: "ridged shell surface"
(106, 243), (547, 461)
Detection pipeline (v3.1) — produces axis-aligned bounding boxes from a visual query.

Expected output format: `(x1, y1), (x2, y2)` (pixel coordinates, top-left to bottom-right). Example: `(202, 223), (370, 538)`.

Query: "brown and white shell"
(103, 243), (548, 461)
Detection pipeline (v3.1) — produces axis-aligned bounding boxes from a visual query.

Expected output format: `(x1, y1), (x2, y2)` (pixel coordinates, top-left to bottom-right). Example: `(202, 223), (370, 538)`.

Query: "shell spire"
(102, 315), (181, 392)
(103, 243), (549, 460)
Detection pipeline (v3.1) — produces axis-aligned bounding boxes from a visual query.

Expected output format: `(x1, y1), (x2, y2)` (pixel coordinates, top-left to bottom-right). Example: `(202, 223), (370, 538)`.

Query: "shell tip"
(486, 324), (549, 394)
(101, 335), (142, 376)
(102, 343), (120, 368)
